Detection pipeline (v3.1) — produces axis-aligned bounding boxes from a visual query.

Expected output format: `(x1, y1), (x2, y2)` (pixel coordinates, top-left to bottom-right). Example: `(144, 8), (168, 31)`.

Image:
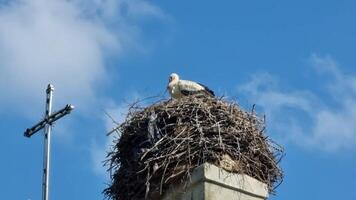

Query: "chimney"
(162, 163), (268, 200)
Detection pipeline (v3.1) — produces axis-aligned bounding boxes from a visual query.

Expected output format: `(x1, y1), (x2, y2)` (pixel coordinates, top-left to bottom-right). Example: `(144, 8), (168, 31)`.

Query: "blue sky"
(1, 0), (356, 199)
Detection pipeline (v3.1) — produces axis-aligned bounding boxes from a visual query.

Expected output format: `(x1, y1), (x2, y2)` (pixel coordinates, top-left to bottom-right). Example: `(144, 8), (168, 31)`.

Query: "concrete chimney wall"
(161, 163), (269, 200)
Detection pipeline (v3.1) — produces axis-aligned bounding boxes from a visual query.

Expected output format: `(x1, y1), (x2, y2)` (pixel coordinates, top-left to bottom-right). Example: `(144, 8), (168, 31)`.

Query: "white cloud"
(239, 55), (356, 152)
(0, 0), (164, 116)
(0, 0), (165, 179)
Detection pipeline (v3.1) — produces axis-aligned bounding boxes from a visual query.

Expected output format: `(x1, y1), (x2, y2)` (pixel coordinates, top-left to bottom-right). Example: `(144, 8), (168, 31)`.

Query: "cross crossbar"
(24, 104), (74, 137)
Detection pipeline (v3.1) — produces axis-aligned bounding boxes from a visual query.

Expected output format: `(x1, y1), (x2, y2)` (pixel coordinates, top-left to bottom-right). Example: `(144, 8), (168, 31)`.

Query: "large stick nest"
(104, 95), (284, 200)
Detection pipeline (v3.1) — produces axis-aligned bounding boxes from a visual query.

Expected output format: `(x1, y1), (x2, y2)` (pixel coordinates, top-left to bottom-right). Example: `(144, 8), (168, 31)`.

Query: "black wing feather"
(197, 82), (215, 96)
(181, 90), (200, 96)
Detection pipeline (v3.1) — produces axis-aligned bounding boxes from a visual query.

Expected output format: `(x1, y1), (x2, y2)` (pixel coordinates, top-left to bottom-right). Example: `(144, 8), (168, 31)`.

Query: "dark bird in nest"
(167, 73), (215, 99)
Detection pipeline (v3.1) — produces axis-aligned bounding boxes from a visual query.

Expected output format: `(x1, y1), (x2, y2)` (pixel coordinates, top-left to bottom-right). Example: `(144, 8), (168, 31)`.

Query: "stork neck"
(169, 79), (179, 86)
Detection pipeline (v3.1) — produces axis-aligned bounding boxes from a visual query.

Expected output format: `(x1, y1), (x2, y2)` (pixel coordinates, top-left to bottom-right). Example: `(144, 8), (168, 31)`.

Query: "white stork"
(167, 73), (215, 99)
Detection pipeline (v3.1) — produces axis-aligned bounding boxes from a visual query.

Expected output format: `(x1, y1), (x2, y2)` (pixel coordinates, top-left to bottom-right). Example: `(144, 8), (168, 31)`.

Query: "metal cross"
(24, 84), (74, 200)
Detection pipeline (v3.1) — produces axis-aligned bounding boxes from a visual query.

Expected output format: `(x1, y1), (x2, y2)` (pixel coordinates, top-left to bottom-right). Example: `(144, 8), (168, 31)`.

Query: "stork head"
(169, 73), (179, 83)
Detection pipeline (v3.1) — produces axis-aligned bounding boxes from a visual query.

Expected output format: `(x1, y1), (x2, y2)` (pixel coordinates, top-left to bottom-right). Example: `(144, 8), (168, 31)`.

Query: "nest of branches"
(104, 95), (284, 200)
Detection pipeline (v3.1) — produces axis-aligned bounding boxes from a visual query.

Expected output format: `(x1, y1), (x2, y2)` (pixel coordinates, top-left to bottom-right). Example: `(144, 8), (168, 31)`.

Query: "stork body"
(167, 73), (214, 99)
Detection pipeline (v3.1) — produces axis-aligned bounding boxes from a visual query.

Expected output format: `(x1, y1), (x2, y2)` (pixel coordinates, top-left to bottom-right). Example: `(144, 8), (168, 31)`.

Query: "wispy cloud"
(91, 94), (142, 177)
(0, 0), (164, 116)
(239, 54), (356, 152)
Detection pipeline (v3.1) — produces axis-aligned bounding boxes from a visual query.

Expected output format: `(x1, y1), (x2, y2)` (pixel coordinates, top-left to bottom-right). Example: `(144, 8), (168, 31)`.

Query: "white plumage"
(167, 73), (214, 99)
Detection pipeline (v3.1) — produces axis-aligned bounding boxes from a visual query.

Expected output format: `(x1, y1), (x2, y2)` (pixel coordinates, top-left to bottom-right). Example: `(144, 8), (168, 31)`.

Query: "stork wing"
(179, 80), (215, 97)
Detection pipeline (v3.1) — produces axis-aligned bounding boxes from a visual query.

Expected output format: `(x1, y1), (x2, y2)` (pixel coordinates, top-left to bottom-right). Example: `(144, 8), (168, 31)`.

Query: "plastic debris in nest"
(104, 95), (284, 200)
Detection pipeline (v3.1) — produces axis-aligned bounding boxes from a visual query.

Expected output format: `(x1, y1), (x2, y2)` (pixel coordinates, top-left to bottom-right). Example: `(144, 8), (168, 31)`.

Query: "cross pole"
(24, 84), (74, 200)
